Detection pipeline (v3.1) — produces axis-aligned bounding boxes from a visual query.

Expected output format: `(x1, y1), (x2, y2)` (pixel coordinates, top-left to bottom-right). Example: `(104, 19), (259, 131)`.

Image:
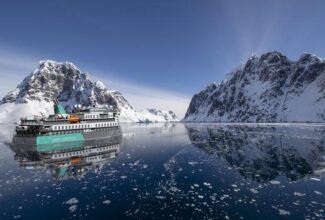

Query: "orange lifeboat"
(71, 157), (81, 164)
(69, 115), (80, 123)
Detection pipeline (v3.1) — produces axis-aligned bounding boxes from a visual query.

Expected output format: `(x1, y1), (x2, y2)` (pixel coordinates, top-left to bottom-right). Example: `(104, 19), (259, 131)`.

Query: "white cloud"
(94, 76), (191, 118)
(0, 48), (190, 118)
(0, 48), (39, 98)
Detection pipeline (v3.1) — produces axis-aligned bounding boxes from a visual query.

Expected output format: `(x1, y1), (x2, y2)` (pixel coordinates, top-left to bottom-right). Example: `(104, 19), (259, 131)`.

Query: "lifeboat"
(69, 115), (80, 123)
(71, 157), (81, 164)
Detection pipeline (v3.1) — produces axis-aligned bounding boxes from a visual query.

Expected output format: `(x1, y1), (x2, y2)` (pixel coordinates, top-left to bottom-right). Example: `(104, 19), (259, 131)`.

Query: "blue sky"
(1, 0), (325, 117)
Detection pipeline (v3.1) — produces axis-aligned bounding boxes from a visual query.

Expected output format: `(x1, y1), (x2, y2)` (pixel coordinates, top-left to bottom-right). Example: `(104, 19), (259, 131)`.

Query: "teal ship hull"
(36, 133), (84, 145)
(12, 128), (122, 153)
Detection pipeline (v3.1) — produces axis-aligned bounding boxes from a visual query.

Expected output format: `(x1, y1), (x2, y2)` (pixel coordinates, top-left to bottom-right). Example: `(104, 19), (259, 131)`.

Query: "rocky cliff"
(184, 51), (325, 122)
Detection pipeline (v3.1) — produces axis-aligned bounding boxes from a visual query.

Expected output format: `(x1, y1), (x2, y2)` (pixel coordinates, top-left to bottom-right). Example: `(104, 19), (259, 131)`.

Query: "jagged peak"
(259, 51), (288, 63)
(147, 108), (162, 113)
(248, 53), (259, 60)
(38, 59), (81, 72)
(298, 52), (322, 64)
(94, 81), (106, 90)
(202, 82), (219, 93)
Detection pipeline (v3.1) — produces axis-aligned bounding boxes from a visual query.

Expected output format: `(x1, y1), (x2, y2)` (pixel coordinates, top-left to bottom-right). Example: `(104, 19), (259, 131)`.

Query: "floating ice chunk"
(278, 209), (290, 216)
(250, 188), (259, 194)
(203, 182), (211, 187)
(220, 194), (229, 200)
(143, 164), (148, 169)
(314, 191), (323, 195)
(120, 175), (127, 179)
(66, 197), (78, 205)
(311, 178), (321, 181)
(169, 187), (180, 192)
(198, 195), (204, 199)
(270, 180), (280, 185)
(102, 200), (111, 205)
(69, 205), (77, 213)
(294, 192), (305, 197)
(155, 196), (166, 199)
(188, 162), (198, 166)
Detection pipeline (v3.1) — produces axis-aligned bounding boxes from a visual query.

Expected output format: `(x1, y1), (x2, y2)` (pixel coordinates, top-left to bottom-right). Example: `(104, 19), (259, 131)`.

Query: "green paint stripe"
(36, 133), (84, 145)
(37, 140), (84, 152)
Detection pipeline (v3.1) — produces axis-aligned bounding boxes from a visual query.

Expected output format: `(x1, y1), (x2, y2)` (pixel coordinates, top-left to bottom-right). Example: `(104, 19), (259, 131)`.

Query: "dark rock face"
(184, 51), (325, 122)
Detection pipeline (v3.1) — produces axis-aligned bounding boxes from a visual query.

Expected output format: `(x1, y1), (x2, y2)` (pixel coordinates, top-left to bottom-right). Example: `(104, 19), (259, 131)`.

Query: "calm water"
(0, 123), (325, 219)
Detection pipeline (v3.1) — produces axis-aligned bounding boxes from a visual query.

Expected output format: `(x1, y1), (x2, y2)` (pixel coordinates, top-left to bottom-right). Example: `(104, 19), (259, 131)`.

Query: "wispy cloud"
(93, 75), (191, 118)
(0, 47), (39, 98)
(0, 47), (190, 118)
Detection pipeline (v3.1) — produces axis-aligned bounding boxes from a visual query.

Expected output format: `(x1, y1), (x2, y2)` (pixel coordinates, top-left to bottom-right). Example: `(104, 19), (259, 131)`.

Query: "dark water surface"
(0, 123), (325, 219)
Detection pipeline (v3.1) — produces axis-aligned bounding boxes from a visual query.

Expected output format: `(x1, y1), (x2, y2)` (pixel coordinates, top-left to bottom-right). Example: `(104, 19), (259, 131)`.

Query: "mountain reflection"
(185, 124), (325, 182)
(10, 129), (122, 180)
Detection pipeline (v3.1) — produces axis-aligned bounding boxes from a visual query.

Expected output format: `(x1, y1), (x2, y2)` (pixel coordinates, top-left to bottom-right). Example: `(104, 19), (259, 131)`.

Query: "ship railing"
(20, 121), (43, 125)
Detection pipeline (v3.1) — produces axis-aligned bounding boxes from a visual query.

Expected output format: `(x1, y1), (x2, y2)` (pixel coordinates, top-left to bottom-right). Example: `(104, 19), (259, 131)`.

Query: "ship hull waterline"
(12, 128), (122, 152)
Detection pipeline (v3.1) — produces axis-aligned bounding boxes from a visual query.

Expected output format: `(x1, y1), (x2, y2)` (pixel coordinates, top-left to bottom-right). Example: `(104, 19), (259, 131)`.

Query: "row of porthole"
(53, 122), (117, 130)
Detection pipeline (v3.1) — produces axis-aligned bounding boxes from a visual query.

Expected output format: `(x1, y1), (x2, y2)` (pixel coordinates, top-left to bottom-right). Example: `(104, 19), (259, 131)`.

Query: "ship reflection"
(185, 124), (325, 182)
(11, 129), (122, 180)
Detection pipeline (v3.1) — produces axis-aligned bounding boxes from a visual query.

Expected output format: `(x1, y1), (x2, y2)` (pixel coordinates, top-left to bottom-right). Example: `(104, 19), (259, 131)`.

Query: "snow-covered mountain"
(184, 51), (325, 122)
(0, 60), (178, 124)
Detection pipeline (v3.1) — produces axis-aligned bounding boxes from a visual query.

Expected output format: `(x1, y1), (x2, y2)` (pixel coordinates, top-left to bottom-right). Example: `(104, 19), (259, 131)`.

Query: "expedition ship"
(14, 99), (121, 146)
